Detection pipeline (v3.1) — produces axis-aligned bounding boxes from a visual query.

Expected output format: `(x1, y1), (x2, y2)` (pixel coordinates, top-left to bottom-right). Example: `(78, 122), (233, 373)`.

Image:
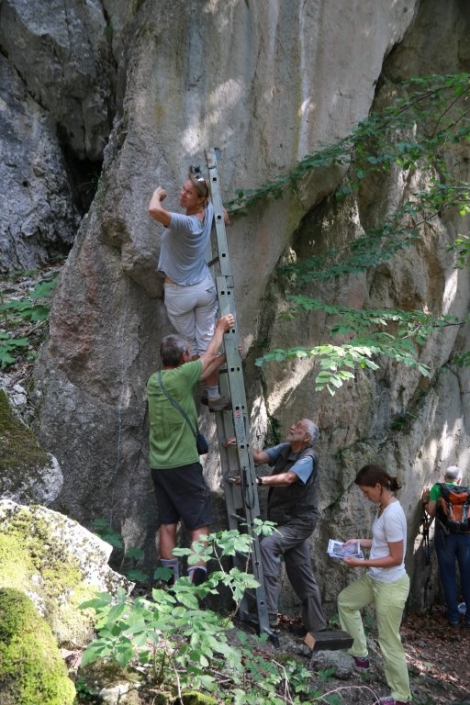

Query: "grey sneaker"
(206, 395), (232, 412)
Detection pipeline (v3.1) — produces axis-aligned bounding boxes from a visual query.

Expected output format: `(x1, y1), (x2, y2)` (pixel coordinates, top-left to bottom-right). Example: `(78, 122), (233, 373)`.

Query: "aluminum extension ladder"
(204, 148), (276, 642)
(202, 150), (354, 655)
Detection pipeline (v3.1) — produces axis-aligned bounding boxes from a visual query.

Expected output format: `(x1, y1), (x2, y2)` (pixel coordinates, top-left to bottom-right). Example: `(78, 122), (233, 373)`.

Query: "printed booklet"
(327, 539), (363, 560)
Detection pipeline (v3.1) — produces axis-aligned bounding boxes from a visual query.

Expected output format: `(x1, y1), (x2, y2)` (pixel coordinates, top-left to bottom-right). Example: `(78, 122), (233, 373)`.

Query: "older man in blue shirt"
(253, 418), (327, 634)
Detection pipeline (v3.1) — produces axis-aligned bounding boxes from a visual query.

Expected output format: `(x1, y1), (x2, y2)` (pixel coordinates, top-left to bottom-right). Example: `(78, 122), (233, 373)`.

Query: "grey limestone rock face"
(0, 0), (121, 272)
(6, 0), (467, 615)
(0, 0), (115, 160)
(0, 55), (80, 272)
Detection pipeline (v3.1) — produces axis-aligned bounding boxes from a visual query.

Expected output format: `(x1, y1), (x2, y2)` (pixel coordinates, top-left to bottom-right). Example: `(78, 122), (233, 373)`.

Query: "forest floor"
(65, 603), (470, 704)
(256, 606), (470, 705)
(2, 267), (470, 704)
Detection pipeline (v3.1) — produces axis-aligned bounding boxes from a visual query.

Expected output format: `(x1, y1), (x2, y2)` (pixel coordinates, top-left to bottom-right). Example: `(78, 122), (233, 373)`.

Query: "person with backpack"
(422, 465), (470, 627)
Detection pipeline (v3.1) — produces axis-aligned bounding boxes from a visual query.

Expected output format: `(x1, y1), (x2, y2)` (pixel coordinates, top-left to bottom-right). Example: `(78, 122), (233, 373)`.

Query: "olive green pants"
(338, 572), (411, 703)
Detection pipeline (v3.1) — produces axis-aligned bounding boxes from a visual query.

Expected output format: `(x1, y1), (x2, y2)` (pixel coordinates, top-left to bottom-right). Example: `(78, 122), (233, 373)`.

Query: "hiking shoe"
(204, 395), (232, 411)
(353, 656), (370, 671)
(268, 613), (279, 629)
(373, 698), (408, 705)
(189, 567), (207, 586)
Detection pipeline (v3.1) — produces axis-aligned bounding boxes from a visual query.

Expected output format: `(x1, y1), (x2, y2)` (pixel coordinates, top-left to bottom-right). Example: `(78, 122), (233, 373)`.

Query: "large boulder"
(0, 500), (133, 647)
(32, 0), (421, 568)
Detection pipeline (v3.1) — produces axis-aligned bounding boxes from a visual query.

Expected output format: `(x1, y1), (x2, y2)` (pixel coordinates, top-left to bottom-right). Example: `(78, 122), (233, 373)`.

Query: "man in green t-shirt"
(147, 313), (234, 585)
(422, 465), (470, 627)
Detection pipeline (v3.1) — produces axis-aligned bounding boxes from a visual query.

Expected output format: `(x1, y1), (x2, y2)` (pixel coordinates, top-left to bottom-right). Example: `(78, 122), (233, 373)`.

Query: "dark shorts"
(151, 463), (212, 531)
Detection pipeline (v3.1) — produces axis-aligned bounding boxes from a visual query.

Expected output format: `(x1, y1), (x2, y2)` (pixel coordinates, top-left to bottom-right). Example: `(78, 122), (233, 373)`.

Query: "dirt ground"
(400, 607), (470, 704)
(262, 607), (470, 705)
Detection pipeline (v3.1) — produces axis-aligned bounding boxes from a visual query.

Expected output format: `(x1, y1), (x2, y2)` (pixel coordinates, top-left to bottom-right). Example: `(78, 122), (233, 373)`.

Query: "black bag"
(158, 372), (209, 456)
(196, 432), (209, 455)
(437, 483), (470, 534)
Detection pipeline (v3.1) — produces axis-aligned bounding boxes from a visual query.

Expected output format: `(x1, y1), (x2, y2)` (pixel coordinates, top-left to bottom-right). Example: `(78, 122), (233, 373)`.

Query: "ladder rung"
(230, 512), (247, 522)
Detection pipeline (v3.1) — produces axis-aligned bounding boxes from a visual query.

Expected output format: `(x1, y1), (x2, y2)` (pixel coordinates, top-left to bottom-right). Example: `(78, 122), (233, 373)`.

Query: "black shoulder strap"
(158, 372), (197, 439)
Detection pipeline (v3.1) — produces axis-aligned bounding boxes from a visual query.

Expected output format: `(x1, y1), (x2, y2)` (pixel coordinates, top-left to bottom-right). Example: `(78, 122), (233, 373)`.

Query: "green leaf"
(125, 569), (149, 581)
(114, 640), (135, 667)
(124, 547), (144, 560)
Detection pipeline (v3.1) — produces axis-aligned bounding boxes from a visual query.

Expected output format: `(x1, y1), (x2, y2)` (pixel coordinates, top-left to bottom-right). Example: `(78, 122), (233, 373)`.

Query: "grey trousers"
(260, 523), (327, 632)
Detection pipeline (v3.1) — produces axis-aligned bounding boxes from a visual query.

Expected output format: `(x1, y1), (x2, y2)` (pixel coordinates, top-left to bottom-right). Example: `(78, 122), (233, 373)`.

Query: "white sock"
(206, 386), (220, 399)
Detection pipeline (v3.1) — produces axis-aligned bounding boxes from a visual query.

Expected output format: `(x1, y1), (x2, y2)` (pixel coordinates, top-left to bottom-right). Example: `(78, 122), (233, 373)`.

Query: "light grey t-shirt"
(369, 500), (407, 583)
(158, 202), (214, 286)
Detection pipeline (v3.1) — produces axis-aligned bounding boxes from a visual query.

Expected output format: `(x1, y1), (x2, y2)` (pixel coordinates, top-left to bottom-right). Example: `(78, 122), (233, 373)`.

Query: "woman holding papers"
(337, 464), (411, 705)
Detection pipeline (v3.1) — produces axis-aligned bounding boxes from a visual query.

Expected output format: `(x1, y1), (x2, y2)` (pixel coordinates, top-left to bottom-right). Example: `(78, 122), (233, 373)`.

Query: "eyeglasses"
(292, 422), (308, 433)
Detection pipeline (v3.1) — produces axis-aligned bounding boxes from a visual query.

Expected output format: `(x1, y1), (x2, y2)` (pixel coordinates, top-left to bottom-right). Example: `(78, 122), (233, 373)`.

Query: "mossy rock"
(0, 502), (117, 646)
(0, 389), (58, 505)
(0, 389), (49, 474)
(0, 500), (133, 647)
(0, 587), (76, 705)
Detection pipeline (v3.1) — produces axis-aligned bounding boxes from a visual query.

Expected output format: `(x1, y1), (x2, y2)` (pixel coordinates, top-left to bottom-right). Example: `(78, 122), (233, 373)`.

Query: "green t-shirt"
(429, 481), (458, 501)
(147, 360), (202, 469)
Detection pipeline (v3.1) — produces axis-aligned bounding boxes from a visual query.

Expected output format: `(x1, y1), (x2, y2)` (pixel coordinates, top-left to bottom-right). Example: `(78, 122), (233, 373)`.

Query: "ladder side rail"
(206, 148), (233, 279)
(213, 251), (271, 632)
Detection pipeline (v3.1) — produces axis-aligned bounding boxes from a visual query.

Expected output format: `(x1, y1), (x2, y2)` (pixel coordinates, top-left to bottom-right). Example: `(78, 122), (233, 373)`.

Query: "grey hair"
(444, 465), (462, 481)
(303, 419), (319, 445)
(160, 334), (189, 367)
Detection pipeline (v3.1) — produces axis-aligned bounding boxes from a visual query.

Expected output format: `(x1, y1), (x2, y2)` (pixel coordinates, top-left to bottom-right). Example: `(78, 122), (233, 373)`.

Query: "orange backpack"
(437, 483), (470, 534)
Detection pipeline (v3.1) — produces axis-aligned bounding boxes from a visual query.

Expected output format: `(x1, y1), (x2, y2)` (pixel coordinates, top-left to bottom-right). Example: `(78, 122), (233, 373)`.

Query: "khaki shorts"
(164, 276), (217, 357)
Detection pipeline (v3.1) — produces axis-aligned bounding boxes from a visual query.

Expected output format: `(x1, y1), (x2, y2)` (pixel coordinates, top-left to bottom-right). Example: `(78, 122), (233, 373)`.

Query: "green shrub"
(79, 527), (333, 704)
